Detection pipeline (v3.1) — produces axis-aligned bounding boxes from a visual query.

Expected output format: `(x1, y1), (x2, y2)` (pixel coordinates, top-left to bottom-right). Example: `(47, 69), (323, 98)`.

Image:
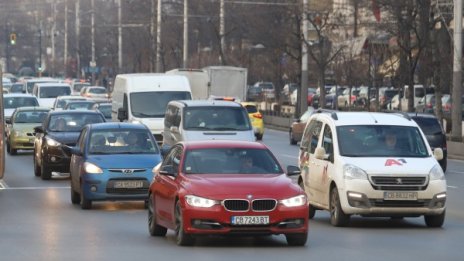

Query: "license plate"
(384, 192), (418, 201)
(231, 216), (269, 225)
(114, 181), (144, 189)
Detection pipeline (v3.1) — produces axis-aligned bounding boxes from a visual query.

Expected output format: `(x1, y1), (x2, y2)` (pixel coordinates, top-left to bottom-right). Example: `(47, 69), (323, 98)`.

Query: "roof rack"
(315, 108), (338, 120)
(380, 110), (412, 121)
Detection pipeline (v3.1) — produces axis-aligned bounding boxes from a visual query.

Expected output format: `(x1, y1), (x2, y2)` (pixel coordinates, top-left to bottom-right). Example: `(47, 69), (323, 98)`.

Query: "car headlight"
(45, 137), (61, 146)
(280, 195), (307, 207)
(13, 130), (25, 137)
(343, 164), (368, 180)
(429, 164), (445, 180)
(185, 195), (218, 208)
(84, 162), (103, 174)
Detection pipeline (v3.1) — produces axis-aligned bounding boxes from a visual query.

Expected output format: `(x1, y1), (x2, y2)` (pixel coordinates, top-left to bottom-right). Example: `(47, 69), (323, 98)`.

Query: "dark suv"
(33, 110), (106, 180)
(409, 113), (447, 172)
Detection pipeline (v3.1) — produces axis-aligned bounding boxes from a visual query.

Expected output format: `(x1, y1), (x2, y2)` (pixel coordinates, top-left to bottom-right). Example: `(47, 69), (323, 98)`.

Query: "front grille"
(223, 200), (249, 211)
(252, 199), (277, 211)
(369, 199), (431, 208)
(370, 176), (428, 191)
(108, 169), (146, 173)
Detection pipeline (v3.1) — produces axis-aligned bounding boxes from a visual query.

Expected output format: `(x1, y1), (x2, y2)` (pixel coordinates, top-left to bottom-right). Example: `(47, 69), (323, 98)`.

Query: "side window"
(322, 124), (334, 162)
(310, 121), (323, 154)
(300, 120), (315, 149)
(78, 128), (88, 152)
(161, 145), (182, 173)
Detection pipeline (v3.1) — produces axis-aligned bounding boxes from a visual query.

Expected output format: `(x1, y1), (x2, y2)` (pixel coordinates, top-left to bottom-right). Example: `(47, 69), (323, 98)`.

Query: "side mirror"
(315, 147), (326, 160)
(62, 145), (82, 156)
(117, 107), (128, 122)
(286, 165), (301, 176)
(159, 165), (176, 177)
(5, 118), (11, 124)
(433, 148), (444, 161)
(33, 126), (44, 134)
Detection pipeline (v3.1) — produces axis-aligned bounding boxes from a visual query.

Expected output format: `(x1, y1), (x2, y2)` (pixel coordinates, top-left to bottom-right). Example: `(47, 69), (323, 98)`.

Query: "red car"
(147, 140), (308, 246)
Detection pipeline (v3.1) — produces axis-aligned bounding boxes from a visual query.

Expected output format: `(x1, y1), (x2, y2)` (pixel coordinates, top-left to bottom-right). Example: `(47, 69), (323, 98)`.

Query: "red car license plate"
(231, 216), (269, 225)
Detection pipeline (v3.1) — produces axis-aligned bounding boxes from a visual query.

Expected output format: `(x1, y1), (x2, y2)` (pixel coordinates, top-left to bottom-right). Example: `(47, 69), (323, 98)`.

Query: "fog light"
(436, 193), (446, 199)
(90, 186), (97, 192)
(193, 220), (201, 225)
(348, 192), (363, 199)
(50, 156), (57, 162)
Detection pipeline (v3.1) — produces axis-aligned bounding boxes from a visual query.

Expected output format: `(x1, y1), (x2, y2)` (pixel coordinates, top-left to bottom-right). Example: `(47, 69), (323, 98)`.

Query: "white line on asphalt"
(447, 170), (464, 174)
(282, 154), (298, 159)
(0, 180), (8, 190)
(3, 186), (70, 190)
(448, 185), (459, 189)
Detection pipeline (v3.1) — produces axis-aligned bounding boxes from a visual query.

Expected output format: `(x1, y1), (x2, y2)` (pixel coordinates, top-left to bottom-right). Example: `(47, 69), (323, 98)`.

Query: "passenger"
(55, 117), (66, 131)
(385, 130), (398, 151)
(239, 154), (261, 174)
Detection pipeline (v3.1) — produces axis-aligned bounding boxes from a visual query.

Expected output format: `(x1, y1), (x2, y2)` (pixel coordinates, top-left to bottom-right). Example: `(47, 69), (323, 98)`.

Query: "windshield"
(48, 113), (105, 132)
(337, 125), (428, 157)
(73, 83), (90, 92)
(183, 148), (283, 174)
(10, 84), (23, 93)
(14, 110), (48, 123)
(243, 105), (258, 113)
(67, 102), (95, 110)
(4, 97), (39, 109)
(183, 106), (251, 131)
(57, 98), (86, 109)
(39, 86), (71, 98)
(89, 88), (106, 94)
(130, 91), (191, 118)
(98, 105), (112, 119)
(88, 129), (158, 155)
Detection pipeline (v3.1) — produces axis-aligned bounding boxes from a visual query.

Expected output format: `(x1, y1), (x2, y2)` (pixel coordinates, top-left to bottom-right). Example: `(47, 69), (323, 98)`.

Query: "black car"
(33, 110), (106, 180)
(409, 113), (448, 172)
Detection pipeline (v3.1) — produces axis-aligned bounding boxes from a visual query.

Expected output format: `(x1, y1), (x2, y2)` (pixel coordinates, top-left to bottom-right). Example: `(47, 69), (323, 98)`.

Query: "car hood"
(48, 132), (81, 145)
(87, 154), (162, 169)
(342, 157), (438, 175)
(182, 174), (302, 199)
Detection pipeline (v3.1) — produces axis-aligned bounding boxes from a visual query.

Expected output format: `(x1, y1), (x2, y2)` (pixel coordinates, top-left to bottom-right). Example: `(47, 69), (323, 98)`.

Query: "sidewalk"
(447, 141), (464, 161)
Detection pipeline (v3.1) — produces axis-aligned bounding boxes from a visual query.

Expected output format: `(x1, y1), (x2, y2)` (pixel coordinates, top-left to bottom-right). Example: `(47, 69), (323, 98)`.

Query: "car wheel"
(330, 187), (350, 227)
(148, 195), (167, 236)
(440, 158), (447, 173)
(256, 133), (263, 141)
(33, 149), (41, 177)
(298, 179), (315, 219)
(10, 147), (17, 155)
(289, 130), (297, 145)
(424, 210), (445, 228)
(80, 185), (92, 210)
(41, 163), (52, 180)
(175, 201), (194, 246)
(285, 233), (308, 246)
(70, 179), (81, 204)
(6, 139), (11, 154)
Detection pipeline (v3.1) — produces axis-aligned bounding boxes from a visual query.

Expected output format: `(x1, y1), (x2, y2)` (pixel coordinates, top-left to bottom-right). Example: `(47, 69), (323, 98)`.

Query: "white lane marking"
(3, 186), (70, 190)
(0, 180), (8, 190)
(447, 170), (464, 174)
(447, 185), (459, 189)
(282, 154), (298, 159)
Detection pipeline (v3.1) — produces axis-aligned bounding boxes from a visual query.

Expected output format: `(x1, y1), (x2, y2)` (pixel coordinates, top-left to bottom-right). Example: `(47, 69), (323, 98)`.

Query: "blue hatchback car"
(66, 122), (162, 209)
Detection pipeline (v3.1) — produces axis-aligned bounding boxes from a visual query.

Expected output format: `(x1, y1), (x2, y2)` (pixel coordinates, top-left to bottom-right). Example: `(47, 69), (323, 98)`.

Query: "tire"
(285, 233), (308, 246)
(330, 187), (350, 227)
(424, 211), (445, 228)
(175, 201), (194, 246)
(148, 195), (167, 236)
(80, 185), (92, 210)
(70, 179), (81, 204)
(33, 149), (41, 177)
(6, 139), (11, 154)
(289, 130), (297, 145)
(10, 147), (17, 155)
(41, 163), (52, 180)
(298, 179), (315, 219)
(256, 133), (263, 141)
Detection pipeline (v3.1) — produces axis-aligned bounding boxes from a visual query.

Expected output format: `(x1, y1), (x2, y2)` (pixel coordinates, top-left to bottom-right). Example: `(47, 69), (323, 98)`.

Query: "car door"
(307, 120), (325, 204)
(315, 123), (335, 207)
(154, 145), (183, 225)
(71, 128), (88, 192)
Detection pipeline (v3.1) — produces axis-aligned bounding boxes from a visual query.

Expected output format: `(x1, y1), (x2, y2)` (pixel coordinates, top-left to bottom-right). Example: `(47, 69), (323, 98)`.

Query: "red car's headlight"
(185, 195), (219, 208)
(279, 195), (307, 207)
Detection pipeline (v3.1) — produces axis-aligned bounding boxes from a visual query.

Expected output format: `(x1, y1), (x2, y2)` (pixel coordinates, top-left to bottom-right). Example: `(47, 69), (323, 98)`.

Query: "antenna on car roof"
(315, 108), (338, 120)
(381, 110), (412, 121)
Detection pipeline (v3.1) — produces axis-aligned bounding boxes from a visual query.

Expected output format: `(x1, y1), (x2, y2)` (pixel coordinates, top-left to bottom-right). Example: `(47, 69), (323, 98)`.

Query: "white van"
(297, 110), (446, 227)
(399, 84), (434, 111)
(111, 73), (192, 143)
(33, 83), (72, 108)
(23, 77), (59, 94)
(162, 100), (255, 147)
(165, 68), (210, 99)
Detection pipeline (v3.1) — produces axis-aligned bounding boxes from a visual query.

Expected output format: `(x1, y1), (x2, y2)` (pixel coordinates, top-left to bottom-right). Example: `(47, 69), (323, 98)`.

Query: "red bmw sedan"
(147, 140), (308, 246)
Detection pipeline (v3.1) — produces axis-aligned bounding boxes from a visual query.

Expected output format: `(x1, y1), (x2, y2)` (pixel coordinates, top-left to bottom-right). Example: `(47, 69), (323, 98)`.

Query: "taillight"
(253, 113), (262, 119)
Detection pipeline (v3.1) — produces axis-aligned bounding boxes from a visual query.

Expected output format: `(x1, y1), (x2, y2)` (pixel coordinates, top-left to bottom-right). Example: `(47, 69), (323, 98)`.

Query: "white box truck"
(111, 73), (192, 143)
(204, 66), (248, 101)
(165, 68), (209, 99)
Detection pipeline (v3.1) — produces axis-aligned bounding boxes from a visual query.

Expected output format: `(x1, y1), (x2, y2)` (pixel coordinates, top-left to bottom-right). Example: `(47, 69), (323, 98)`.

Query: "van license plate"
(231, 216), (269, 225)
(384, 192), (418, 200)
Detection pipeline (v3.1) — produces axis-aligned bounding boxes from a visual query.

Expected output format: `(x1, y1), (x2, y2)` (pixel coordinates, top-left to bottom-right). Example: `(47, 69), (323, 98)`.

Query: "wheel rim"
(175, 204), (182, 237)
(330, 190), (337, 221)
(148, 197), (154, 229)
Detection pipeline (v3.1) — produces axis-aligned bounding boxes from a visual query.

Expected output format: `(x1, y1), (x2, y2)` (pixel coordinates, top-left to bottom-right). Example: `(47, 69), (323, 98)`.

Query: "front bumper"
(11, 135), (36, 150)
(339, 178), (447, 216)
(182, 202), (308, 236)
(43, 146), (72, 173)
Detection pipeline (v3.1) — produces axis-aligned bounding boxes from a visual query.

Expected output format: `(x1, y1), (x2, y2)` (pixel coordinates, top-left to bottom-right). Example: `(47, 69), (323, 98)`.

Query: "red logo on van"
(385, 159), (407, 166)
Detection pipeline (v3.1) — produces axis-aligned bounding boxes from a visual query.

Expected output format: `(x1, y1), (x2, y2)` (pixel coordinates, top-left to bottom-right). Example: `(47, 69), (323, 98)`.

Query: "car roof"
(314, 111), (418, 127)
(182, 140), (268, 150)
(171, 100), (242, 108)
(14, 106), (50, 112)
(88, 122), (149, 131)
(35, 83), (70, 87)
(3, 93), (37, 98)
(48, 110), (104, 116)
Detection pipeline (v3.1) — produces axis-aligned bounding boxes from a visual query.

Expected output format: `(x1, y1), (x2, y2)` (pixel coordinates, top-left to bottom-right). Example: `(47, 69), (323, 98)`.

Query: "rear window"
(412, 117), (443, 135)
(4, 97), (39, 108)
(39, 86), (71, 98)
(183, 106), (251, 131)
(244, 105), (258, 113)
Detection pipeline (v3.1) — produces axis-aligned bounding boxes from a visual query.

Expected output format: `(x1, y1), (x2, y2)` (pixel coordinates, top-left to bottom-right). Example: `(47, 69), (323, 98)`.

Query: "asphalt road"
(0, 128), (463, 261)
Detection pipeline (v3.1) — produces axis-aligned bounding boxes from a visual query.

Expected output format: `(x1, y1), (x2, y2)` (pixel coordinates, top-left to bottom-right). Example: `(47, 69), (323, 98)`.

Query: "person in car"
(385, 130), (399, 151)
(239, 154), (262, 173)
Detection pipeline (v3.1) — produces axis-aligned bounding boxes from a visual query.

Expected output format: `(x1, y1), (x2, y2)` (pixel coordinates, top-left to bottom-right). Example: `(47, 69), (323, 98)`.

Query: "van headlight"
(84, 162), (103, 174)
(429, 164), (445, 180)
(343, 164), (368, 180)
(185, 195), (218, 208)
(280, 195), (307, 207)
